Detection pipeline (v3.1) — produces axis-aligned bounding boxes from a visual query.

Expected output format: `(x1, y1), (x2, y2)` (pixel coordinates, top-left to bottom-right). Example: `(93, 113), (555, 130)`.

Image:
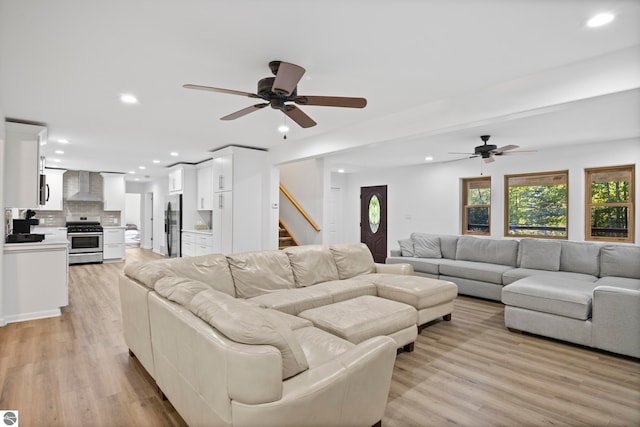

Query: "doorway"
(360, 185), (387, 263)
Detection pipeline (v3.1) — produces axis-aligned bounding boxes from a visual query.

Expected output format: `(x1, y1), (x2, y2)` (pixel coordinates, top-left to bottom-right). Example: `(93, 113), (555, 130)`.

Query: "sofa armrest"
(390, 249), (402, 257)
(592, 286), (640, 358)
(375, 262), (414, 275)
(231, 336), (396, 427)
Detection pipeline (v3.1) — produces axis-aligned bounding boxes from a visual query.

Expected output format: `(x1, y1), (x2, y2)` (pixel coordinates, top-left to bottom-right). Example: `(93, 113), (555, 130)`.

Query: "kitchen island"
(2, 236), (69, 324)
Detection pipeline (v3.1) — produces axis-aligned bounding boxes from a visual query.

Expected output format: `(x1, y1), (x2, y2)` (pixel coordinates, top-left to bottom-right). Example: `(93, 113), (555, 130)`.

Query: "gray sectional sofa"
(387, 233), (640, 358)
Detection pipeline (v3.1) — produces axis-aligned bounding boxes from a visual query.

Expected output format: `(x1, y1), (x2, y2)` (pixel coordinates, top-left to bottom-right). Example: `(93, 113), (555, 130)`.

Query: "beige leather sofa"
(119, 243), (457, 426)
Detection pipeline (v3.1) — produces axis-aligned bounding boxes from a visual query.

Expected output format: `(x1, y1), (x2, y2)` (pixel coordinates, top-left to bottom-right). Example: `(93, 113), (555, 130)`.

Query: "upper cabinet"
(168, 166), (184, 194)
(197, 160), (214, 210)
(41, 168), (66, 211)
(101, 173), (126, 211)
(212, 155), (233, 192)
(4, 121), (45, 208)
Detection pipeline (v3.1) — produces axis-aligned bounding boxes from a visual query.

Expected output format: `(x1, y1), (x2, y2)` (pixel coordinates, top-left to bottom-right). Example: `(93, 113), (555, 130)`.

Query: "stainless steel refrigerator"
(164, 194), (182, 257)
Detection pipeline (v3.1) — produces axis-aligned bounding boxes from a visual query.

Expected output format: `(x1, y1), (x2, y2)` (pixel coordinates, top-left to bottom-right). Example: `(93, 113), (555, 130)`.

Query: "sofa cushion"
(227, 250), (296, 298)
(293, 326), (355, 368)
(502, 276), (599, 320)
(560, 241), (601, 276)
(411, 233), (458, 259)
(502, 268), (598, 286)
(284, 245), (339, 287)
(161, 254), (236, 297)
(600, 245), (640, 279)
(366, 274), (458, 310)
(329, 243), (376, 279)
(413, 235), (442, 258)
(311, 278), (377, 303)
(398, 238), (415, 257)
(154, 276), (211, 306)
(595, 276), (640, 291)
(124, 259), (172, 289)
(455, 236), (518, 266)
(439, 260), (514, 285)
(518, 238), (561, 271)
(189, 289), (309, 379)
(248, 287), (333, 316)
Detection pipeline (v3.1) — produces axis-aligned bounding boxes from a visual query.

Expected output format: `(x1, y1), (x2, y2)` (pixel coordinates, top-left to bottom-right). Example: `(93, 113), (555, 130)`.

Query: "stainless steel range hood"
(67, 171), (103, 202)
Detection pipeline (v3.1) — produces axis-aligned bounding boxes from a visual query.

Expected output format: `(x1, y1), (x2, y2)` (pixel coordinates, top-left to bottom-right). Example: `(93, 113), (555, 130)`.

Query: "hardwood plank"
(0, 248), (638, 427)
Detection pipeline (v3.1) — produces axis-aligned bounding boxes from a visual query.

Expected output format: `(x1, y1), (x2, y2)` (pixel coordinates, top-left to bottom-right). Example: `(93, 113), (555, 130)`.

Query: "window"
(462, 177), (491, 235)
(585, 165), (635, 243)
(505, 170), (568, 239)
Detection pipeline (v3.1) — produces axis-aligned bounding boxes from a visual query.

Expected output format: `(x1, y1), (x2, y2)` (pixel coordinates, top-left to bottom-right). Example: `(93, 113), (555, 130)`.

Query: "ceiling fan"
(449, 135), (537, 163)
(183, 61), (367, 128)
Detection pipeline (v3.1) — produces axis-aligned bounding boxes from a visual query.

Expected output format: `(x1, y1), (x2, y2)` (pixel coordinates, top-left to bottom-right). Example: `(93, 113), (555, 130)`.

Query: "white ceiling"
(1, 0), (639, 181)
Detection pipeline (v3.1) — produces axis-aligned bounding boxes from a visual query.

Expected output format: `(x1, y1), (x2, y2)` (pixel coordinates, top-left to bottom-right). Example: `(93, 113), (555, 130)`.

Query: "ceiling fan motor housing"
(257, 77), (297, 103)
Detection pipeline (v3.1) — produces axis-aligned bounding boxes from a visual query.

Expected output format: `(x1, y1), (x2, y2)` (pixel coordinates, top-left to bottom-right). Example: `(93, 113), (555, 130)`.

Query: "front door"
(360, 185), (387, 263)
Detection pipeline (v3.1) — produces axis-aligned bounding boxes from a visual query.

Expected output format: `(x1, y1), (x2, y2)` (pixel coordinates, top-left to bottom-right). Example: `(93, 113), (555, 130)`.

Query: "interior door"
(360, 185), (387, 263)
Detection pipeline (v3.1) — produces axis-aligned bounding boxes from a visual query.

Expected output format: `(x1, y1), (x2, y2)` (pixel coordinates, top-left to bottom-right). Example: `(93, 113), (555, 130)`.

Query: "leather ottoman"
(298, 295), (418, 352)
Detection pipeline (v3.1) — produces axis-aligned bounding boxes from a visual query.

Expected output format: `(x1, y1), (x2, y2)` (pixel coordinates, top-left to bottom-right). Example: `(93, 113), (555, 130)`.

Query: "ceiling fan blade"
(498, 150), (538, 156)
(220, 103), (269, 120)
(494, 144), (520, 153)
(448, 152), (475, 155)
(294, 95), (367, 108)
(183, 84), (260, 99)
(444, 155), (478, 163)
(283, 105), (317, 128)
(272, 62), (306, 97)
(484, 156), (495, 164)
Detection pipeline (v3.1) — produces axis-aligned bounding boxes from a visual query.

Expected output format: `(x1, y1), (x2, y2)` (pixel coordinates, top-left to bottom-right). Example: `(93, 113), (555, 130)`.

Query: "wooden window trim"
(504, 170), (569, 240)
(585, 164), (635, 243)
(462, 176), (491, 236)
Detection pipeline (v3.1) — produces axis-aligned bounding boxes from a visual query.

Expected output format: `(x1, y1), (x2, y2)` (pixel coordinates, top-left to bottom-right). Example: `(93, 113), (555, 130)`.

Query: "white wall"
(340, 139), (640, 253)
(279, 158), (325, 245)
(145, 177), (168, 255)
(125, 193), (141, 226)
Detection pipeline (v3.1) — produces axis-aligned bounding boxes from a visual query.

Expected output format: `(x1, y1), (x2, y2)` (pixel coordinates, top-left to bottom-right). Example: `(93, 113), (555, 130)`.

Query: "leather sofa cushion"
(284, 245), (339, 287)
(439, 260), (513, 285)
(311, 279), (377, 303)
(560, 241), (601, 276)
(518, 238), (561, 271)
(227, 250), (296, 298)
(411, 233), (458, 259)
(369, 275), (458, 309)
(154, 276), (211, 306)
(503, 268), (597, 286)
(600, 245), (640, 279)
(189, 289), (309, 379)
(293, 326), (355, 368)
(161, 254), (236, 297)
(502, 276), (600, 320)
(456, 236), (518, 266)
(248, 287), (333, 316)
(329, 243), (376, 279)
(124, 260), (173, 289)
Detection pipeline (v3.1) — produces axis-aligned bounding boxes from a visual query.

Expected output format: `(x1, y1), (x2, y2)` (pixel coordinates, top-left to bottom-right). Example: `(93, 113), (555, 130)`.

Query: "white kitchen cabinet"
(197, 160), (214, 210)
(210, 146), (267, 254)
(182, 230), (214, 257)
(103, 226), (125, 261)
(41, 168), (66, 211)
(4, 121), (45, 208)
(101, 173), (126, 211)
(181, 232), (196, 257)
(169, 166), (184, 195)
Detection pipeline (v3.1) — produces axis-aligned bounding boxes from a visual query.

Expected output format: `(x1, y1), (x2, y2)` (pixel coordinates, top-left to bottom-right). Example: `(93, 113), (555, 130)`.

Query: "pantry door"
(360, 185), (387, 263)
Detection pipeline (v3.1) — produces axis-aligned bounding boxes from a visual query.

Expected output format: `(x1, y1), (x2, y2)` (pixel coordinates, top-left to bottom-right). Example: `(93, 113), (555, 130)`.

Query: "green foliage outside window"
(586, 166), (634, 242)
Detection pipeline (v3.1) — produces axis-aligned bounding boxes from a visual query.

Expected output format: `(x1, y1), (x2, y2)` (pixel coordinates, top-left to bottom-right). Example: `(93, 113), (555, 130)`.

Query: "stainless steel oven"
(66, 216), (104, 264)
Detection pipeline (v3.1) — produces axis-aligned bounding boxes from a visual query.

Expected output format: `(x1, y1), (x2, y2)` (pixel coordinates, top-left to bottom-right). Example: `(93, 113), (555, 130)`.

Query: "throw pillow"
(413, 236), (442, 258)
(398, 238), (415, 257)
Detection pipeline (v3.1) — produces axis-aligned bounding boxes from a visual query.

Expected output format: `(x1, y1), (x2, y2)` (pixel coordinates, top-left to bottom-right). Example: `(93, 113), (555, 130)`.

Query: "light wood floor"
(1, 248), (638, 426)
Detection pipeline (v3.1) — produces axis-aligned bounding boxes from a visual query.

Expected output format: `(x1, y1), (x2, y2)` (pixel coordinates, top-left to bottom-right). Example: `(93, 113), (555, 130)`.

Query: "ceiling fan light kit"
(184, 60), (367, 129)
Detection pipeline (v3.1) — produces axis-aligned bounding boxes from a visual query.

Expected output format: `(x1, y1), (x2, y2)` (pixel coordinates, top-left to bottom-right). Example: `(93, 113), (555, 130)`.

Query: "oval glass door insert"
(368, 195), (380, 233)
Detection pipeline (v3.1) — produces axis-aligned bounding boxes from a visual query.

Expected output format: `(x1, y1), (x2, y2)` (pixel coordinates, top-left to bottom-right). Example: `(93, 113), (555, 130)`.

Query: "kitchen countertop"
(182, 229), (213, 235)
(103, 225), (126, 229)
(4, 236), (69, 252)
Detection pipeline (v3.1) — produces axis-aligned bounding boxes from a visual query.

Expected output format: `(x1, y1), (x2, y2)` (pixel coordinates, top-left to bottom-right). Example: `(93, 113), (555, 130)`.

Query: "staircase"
(279, 220), (299, 249)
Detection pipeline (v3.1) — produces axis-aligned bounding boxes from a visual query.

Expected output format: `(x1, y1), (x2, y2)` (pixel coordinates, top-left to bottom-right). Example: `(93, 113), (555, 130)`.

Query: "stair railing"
(279, 183), (321, 232)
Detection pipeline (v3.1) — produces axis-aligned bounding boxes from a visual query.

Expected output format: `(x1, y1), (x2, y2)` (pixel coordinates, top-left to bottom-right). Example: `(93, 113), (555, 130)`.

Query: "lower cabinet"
(103, 227), (125, 261)
(182, 231), (214, 257)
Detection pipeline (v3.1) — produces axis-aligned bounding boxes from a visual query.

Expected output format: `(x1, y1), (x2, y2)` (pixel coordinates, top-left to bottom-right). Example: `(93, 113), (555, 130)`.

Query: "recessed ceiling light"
(128, 171), (136, 174)
(338, 169), (345, 173)
(587, 13), (614, 28)
(120, 94), (139, 104)
(55, 150), (64, 154)
(278, 124), (290, 133)
(49, 158), (62, 163)
(134, 178), (140, 181)
(425, 156), (433, 161)
(152, 159), (160, 164)
(139, 166), (146, 170)
(57, 139), (69, 144)
(40, 141), (47, 146)
(170, 152), (179, 156)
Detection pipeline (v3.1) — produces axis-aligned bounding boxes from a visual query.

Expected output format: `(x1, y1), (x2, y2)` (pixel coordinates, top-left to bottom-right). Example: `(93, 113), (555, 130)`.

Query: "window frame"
(462, 176), (491, 236)
(584, 164), (635, 243)
(504, 170), (569, 240)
